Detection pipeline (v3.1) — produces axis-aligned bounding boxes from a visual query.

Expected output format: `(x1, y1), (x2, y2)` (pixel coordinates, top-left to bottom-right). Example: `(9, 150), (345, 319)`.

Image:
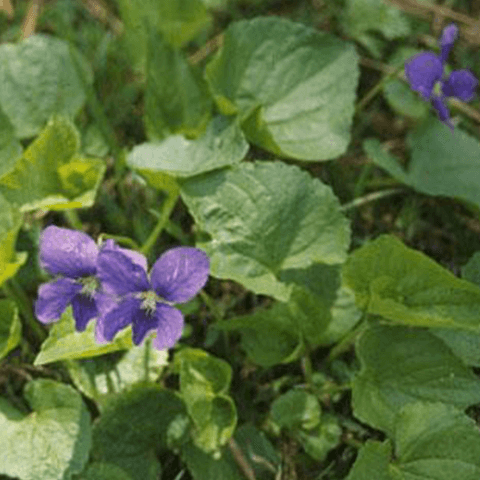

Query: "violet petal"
(97, 295), (141, 341)
(152, 304), (184, 350)
(71, 294), (98, 331)
(101, 240), (148, 271)
(442, 69), (478, 102)
(94, 291), (121, 343)
(97, 250), (150, 296)
(431, 95), (454, 130)
(151, 247), (209, 303)
(39, 226), (98, 278)
(35, 278), (82, 323)
(131, 308), (159, 345)
(439, 23), (458, 64)
(405, 52), (443, 100)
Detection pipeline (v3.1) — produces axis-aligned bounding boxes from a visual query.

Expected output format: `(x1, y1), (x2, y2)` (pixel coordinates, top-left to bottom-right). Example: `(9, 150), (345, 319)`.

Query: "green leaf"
(34, 307), (133, 366)
(296, 414), (342, 462)
(129, 115), (248, 179)
(92, 384), (186, 479)
(205, 17), (359, 161)
(270, 389), (321, 431)
(391, 402), (480, 479)
(344, 234), (480, 330)
(365, 119), (480, 210)
(144, 31), (212, 140)
(352, 324), (480, 434)
(174, 348), (237, 453)
(0, 116), (106, 211)
(234, 423), (281, 479)
(117, 0), (211, 71)
(0, 194), (27, 286)
(214, 301), (303, 367)
(181, 441), (245, 480)
(77, 462), (134, 480)
(281, 263), (362, 347)
(181, 161), (350, 301)
(346, 440), (392, 480)
(0, 105), (21, 170)
(431, 328), (480, 368)
(342, 0), (410, 58)
(65, 340), (168, 409)
(0, 379), (91, 480)
(462, 251), (480, 287)
(0, 34), (90, 139)
(0, 299), (21, 360)
(182, 423), (281, 480)
(348, 403), (480, 479)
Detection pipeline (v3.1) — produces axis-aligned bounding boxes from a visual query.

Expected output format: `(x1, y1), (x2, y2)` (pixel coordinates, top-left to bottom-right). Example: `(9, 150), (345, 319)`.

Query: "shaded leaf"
(352, 324), (480, 434)
(0, 34), (89, 139)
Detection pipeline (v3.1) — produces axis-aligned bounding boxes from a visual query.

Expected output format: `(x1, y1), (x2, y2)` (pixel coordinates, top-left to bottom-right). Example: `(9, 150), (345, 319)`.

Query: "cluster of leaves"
(1, 0), (480, 479)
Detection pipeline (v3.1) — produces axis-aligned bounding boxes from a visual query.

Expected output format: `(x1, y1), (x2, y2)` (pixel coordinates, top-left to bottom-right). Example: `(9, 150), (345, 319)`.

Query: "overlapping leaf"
(129, 115), (248, 179)
(0, 299), (21, 360)
(92, 384), (186, 480)
(34, 307), (133, 366)
(144, 31), (212, 140)
(352, 324), (480, 433)
(364, 118), (480, 210)
(0, 194), (27, 286)
(0, 117), (106, 211)
(0, 34), (89, 139)
(66, 341), (168, 409)
(0, 379), (91, 480)
(181, 161), (350, 301)
(344, 235), (480, 330)
(174, 348), (237, 453)
(347, 403), (480, 480)
(205, 17), (359, 160)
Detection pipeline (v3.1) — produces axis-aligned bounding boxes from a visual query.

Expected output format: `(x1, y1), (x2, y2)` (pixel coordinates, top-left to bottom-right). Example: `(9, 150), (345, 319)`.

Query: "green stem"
(328, 316), (367, 362)
(354, 62), (405, 115)
(341, 188), (404, 212)
(63, 210), (84, 230)
(97, 233), (140, 250)
(139, 191), (179, 256)
(301, 351), (314, 387)
(3, 279), (46, 344)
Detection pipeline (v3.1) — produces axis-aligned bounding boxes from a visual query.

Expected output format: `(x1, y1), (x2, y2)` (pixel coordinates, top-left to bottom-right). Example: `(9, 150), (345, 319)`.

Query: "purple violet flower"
(404, 23), (478, 130)
(96, 246), (209, 350)
(35, 226), (144, 332)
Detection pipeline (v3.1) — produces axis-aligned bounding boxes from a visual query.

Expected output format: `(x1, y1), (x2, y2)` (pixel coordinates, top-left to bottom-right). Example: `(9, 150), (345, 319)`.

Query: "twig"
(341, 188), (405, 211)
(228, 438), (257, 480)
(21, 0), (42, 39)
(80, 0), (123, 35)
(0, 0), (13, 18)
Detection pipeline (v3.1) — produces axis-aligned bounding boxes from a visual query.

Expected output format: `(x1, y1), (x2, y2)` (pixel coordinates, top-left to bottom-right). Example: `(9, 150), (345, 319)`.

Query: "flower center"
(433, 81), (443, 97)
(78, 276), (100, 299)
(135, 290), (161, 315)
(134, 290), (175, 316)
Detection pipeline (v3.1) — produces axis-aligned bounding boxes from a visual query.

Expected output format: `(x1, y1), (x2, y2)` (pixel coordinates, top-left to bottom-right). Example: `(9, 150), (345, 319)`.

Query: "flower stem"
(97, 233), (140, 250)
(3, 278), (46, 344)
(328, 316), (367, 362)
(354, 62), (405, 115)
(140, 190), (179, 256)
(301, 351), (314, 387)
